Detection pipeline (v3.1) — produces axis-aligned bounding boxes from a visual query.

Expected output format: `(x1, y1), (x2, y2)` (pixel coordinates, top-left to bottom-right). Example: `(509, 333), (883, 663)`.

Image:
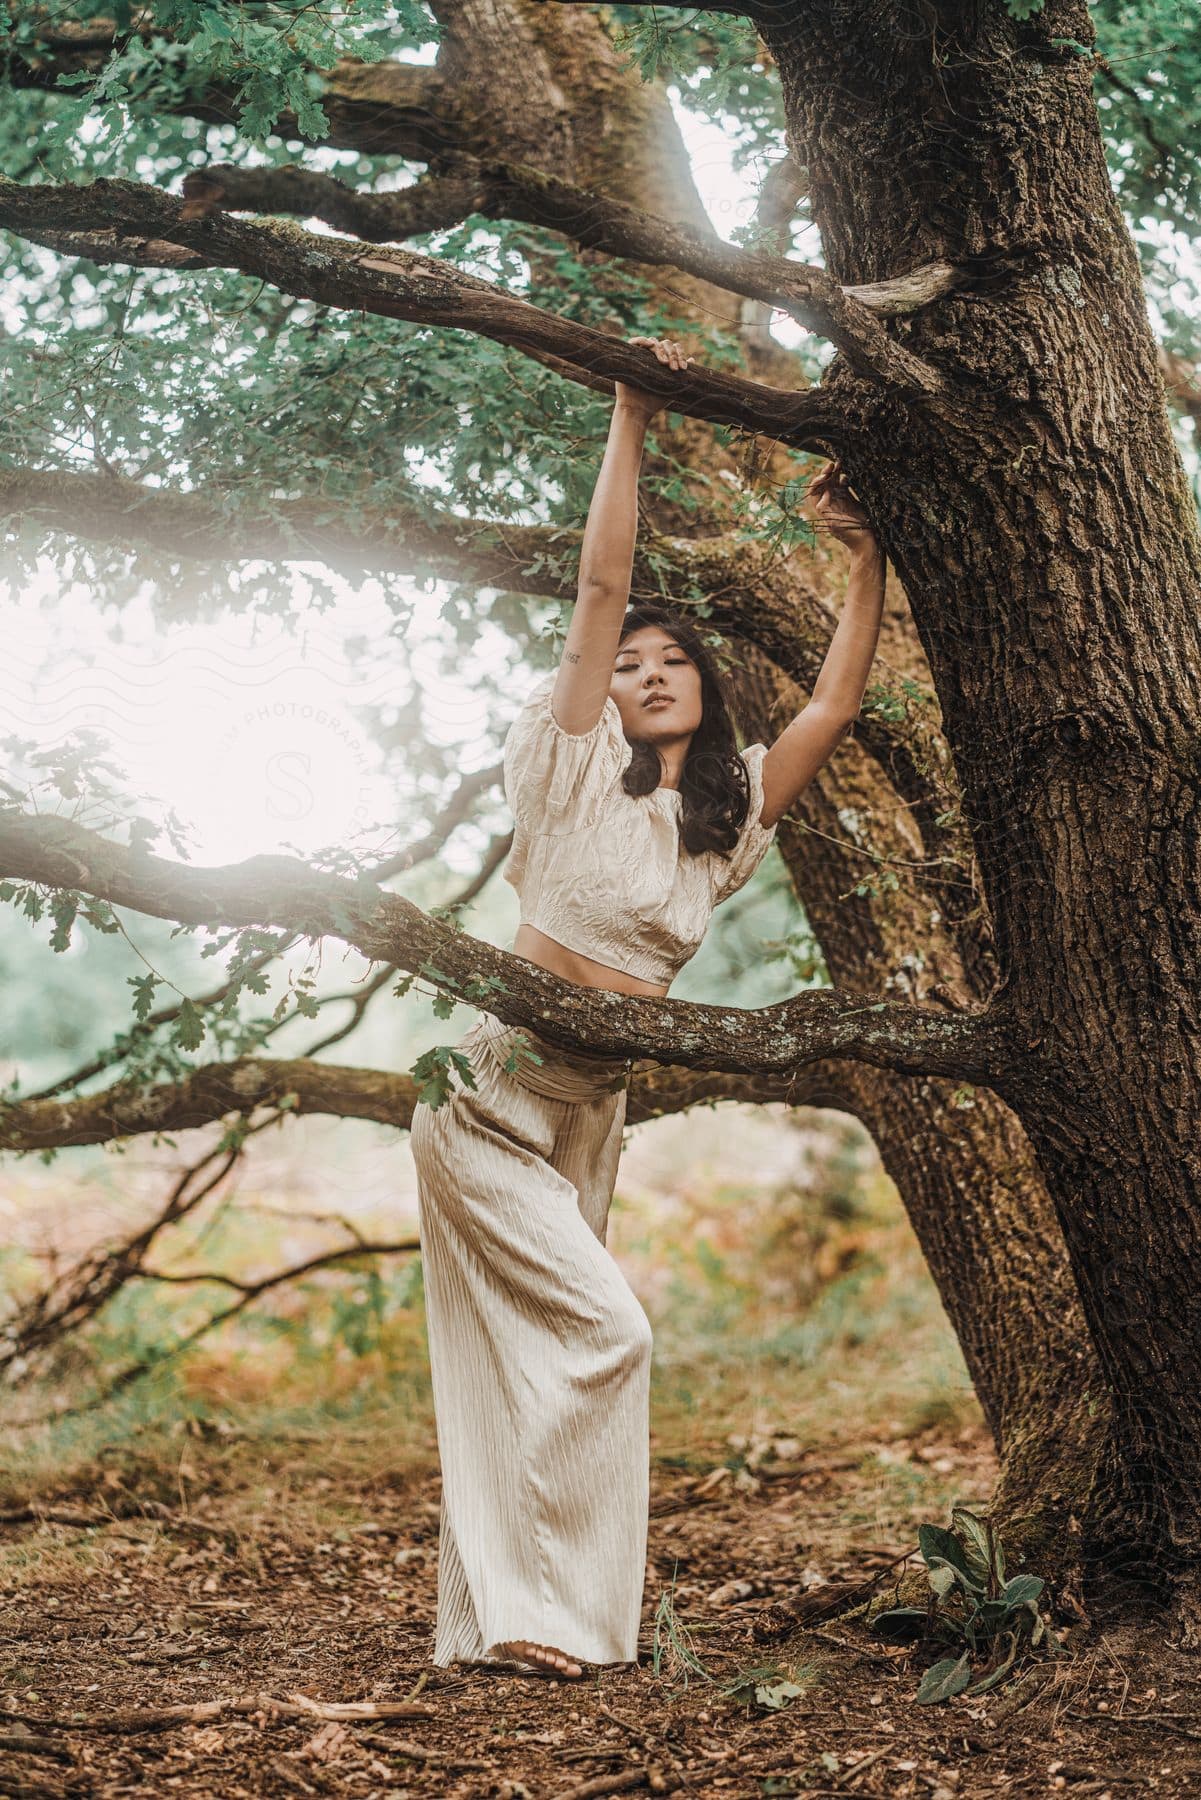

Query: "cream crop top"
(501, 672), (779, 985)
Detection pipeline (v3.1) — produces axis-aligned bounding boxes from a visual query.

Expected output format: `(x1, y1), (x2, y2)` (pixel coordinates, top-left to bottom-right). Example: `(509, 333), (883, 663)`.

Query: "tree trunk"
(758, 0), (1201, 1590)
(733, 649), (1107, 1576)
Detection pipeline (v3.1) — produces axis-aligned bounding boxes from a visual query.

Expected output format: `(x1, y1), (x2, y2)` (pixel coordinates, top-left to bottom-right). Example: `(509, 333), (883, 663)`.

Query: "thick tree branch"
(0, 806), (1015, 1083)
(0, 465), (946, 811)
(177, 158), (950, 393)
(0, 463), (545, 580)
(0, 1050), (850, 1152)
(6, 769), (501, 1110)
(179, 164), (481, 240)
(7, 213), (627, 398)
(12, 224), (210, 269)
(0, 176), (853, 450)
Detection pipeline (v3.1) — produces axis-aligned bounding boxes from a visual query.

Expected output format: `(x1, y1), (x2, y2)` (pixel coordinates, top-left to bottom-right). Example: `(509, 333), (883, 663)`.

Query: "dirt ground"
(2, 1418), (1198, 1800)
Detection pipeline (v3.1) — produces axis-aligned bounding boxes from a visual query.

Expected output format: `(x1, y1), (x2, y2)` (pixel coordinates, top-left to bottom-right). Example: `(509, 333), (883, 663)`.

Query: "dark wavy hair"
(617, 602), (752, 860)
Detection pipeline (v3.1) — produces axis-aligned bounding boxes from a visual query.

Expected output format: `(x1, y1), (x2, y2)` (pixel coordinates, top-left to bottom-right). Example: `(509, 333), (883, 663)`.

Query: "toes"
(497, 1638), (582, 1675)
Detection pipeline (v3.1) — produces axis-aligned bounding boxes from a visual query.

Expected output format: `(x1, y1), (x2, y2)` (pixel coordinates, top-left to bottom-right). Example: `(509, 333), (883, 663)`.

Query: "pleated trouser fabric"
(409, 1009), (652, 1668)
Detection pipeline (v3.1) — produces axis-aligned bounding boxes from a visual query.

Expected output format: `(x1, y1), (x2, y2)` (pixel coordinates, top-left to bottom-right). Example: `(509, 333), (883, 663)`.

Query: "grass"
(651, 1578), (715, 1690)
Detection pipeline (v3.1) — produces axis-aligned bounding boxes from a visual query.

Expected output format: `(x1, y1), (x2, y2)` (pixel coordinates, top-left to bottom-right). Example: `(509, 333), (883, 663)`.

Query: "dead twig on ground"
(552, 1769), (674, 1799)
(0, 1691), (436, 1737)
(0, 1498), (233, 1539)
(0, 1731), (75, 1763)
(338, 1727), (490, 1768)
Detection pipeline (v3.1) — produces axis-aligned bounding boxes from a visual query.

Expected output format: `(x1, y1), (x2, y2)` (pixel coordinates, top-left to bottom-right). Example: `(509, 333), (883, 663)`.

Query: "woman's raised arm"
(759, 462), (885, 829)
(550, 337), (693, 736)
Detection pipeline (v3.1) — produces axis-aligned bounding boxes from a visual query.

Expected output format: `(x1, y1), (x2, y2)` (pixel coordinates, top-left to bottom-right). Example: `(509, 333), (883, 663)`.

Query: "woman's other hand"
(614, 336), (694, 426)
(810, 459), (878, 552)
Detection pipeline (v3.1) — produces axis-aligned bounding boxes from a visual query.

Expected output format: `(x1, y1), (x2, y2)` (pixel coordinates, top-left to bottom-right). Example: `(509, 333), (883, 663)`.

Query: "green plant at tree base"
(869, 1505), (1064, 1704)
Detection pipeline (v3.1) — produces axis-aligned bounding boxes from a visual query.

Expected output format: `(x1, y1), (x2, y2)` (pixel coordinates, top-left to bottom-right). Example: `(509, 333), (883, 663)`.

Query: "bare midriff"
(512, 924), (671, 998)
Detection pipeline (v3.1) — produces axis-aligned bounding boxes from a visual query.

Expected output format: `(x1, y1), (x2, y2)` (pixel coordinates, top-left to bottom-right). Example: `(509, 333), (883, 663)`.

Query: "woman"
(409, 336), (883, 1680)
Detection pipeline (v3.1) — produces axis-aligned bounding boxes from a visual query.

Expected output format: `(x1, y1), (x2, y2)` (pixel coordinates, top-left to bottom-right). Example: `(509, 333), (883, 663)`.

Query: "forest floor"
(3, 1108), (1198, 1796)
(1, 1412), (1198, 1800)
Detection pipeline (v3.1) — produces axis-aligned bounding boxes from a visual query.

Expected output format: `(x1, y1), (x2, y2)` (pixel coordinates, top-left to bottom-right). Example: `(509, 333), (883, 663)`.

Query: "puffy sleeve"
(503, 672), (631, 835)
(711, 743), (778, 905)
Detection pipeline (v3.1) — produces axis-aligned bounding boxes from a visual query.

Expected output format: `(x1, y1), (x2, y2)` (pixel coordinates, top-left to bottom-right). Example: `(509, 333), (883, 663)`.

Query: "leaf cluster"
(871, 1506), (1062, 1703)
(6, 0), (437, 142)
(392, 955), (553, 1109)
(608, 7), (786, 178)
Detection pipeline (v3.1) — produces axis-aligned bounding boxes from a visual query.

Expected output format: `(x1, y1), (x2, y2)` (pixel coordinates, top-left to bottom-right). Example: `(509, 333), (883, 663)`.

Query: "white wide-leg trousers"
(409, 1009), (652, 1668)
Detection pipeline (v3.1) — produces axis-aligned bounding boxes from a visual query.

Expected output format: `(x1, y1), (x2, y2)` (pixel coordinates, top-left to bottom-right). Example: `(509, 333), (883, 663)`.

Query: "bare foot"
(495, 1638), (584, 1677)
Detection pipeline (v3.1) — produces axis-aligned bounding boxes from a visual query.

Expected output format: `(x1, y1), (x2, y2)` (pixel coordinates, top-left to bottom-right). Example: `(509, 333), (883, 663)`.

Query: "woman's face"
(610, 625), (703, 742)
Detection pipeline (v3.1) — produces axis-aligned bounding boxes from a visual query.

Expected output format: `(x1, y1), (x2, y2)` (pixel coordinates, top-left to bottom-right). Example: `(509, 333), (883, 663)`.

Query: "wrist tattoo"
(563, 650), (581, 663)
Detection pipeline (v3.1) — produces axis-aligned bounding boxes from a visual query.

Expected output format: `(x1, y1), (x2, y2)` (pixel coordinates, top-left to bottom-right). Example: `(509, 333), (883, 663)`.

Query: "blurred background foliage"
(1, 1093), (976, 1507)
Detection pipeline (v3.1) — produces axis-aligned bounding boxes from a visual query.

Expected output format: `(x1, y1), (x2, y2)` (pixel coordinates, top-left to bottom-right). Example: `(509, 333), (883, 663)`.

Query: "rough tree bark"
(746, 0), (1201, 1606)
